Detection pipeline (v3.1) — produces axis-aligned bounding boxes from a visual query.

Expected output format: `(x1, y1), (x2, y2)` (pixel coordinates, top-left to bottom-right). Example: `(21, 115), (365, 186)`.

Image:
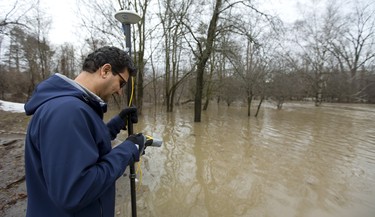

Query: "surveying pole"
(114, 9), (141, 217)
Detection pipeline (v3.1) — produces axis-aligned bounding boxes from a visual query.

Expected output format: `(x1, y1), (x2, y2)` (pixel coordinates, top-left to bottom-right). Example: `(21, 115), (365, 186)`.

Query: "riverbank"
(0, 108), (134, 217)
(0, 110), (29, 216)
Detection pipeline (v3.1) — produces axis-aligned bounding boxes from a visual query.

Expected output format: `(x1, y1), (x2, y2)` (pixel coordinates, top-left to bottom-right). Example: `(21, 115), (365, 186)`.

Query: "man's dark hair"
(82, 46), (136, 76)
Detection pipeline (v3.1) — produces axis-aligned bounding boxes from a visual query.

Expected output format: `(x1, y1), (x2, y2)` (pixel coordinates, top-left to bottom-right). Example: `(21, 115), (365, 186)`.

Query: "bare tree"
(0, 0), (35, 74)
(0, 1), (54, 100)
(179, 0), (273, 122)
(0, 0), (34, 34)
(25, 2), (54, 96)
(326, 2), (375, 101)
(181, 0), (223, 122)
(131, 0), (152, 114)
(220, 10), (275, 117)
(156, 0), (193, 112)
(292, 3), (338, 106)
(78, 0), (153, 112)
(78, 0), (124, 49)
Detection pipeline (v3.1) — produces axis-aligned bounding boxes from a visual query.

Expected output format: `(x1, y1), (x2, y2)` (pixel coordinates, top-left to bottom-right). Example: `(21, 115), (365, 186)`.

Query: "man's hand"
(119, 107), (138, 129)
(106, 107), (138, 140)
(126, 133), (146, 162)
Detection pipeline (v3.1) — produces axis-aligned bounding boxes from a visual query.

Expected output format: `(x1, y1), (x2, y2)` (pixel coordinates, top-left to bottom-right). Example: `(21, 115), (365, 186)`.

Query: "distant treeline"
(1, 0), (374, 119)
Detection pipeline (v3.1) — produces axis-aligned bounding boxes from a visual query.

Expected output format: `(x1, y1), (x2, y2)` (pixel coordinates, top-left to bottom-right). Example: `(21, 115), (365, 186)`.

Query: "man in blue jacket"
(24, 46), (146, 217)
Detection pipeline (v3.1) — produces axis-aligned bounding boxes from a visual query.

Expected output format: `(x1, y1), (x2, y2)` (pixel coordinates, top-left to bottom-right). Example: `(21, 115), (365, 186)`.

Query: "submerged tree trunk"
(203, 57), (215, 111)
(194, 0), (222, 122)
(203, 97), (210, 110)
(277, 97), (284, 109)
(247, 92), (253, 117)
(315, 73), (324, 106)
(255, 97), (264, 117)
(194, 60), (205, 122)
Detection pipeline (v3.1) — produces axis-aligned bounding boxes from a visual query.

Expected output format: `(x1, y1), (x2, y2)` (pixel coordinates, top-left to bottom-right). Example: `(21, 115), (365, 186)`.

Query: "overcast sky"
(2, 0), (371, 45)
(40, 0), (303, 45)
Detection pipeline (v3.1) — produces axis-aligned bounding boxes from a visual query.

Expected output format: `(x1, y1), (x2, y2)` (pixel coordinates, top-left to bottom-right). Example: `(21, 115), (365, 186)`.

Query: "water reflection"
(114, 102), (375, 217)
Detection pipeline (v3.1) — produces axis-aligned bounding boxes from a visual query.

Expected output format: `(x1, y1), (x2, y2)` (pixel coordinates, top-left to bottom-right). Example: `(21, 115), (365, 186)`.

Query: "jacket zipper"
(99, 199), (103, 217)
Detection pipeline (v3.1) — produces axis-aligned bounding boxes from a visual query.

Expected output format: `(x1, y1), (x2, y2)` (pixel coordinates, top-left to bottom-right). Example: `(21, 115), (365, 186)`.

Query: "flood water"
(114, 102), (375, 217)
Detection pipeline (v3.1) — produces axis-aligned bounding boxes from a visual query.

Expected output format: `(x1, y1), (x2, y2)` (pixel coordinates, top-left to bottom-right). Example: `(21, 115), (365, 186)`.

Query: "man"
(24, 46), (146, 217)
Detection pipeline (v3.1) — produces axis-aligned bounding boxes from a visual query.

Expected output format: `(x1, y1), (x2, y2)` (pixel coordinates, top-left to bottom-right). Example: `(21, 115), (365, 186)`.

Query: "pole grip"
(129, 162), (137, 217)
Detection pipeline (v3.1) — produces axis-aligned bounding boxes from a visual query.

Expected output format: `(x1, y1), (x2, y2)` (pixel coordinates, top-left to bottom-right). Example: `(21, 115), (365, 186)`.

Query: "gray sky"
(3, 0), (372, 45)
(39, 0), (305, 45)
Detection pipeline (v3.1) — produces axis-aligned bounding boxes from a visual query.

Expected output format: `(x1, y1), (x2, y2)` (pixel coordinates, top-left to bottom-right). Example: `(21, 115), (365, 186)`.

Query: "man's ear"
(100, 64), (112, 78)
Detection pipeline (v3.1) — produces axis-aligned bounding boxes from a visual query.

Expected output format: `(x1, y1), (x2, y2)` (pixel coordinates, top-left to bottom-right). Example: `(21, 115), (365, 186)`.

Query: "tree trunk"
(203, 79), (211, 111)
(247, 94), (252, 117)
(170, 88), (176, 112)
(315, 74), (324, 106)
(166, 91), (171, 112)
(255, 97), (264, 117)
(150, 52), (158, 106)
(136, 55), (144, 114)
(165, 45), (171, 112)
(203, 97), (209, 111)
(203, 54), (215, 111)
(277, 98), (284, 109)
(194, 0), (222, 122)
(194, 60), (205, 122)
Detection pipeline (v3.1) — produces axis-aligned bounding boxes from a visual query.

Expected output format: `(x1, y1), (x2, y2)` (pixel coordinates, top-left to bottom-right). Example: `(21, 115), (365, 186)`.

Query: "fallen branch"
(5, 175), (25, 190)
(0, 192), (27, 211)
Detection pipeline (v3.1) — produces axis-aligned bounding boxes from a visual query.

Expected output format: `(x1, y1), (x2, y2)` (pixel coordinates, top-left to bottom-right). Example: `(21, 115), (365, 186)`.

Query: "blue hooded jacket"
(24, 74), (138, 217)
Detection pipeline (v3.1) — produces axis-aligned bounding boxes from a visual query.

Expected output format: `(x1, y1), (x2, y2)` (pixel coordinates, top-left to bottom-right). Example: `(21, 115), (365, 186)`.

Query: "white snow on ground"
(0, 100), (25, 113)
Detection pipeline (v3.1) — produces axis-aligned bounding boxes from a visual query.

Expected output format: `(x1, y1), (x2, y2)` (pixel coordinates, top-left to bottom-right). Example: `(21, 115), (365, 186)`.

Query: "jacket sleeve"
(39, 102), (139, 213)
(106, 115), (126, 140)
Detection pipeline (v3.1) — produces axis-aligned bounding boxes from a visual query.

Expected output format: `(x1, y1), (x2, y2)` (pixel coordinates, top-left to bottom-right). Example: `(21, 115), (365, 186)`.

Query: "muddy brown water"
(2, 102), (374, 217)
(114, 102), (375, 217)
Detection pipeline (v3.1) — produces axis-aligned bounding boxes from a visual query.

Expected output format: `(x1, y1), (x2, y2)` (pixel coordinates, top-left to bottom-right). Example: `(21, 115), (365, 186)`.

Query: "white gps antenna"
(114, 10), (141, 24)
(114, 10), (141, 55)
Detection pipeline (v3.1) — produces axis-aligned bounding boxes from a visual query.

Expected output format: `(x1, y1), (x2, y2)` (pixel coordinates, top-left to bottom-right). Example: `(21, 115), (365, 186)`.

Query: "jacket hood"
(24, 74), (107, 117)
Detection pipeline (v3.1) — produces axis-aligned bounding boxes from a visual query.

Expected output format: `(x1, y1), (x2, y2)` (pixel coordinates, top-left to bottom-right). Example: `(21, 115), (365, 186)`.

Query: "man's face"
(98, 64), (130, 102)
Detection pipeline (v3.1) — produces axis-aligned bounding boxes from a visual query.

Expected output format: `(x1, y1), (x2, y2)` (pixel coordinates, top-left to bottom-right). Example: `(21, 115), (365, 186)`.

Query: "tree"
(56, 43), (78, 78)
(221, 75), (241, 107)
(179, 0), (274, 121)
(24, 2), (54, 96)
(180, 0), (223, 122)
(130, 0), (153, 114)
(157, 0), (193, 112)
(78, 0), (152, 112)
(78, 0), (124, 49)
(221, 10), (275, 117)
(326, 2), (375, 101)
(292, 2), (338, 106)
(0, 0), (33, 34)
(0, 0), (35, 76)
(0, 0), (54, 101)
(5, 26), (25, 72)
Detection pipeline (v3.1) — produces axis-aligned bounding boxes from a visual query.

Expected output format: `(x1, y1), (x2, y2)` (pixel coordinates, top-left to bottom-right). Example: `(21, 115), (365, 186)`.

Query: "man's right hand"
(126, 133), (146, 162)
(119, 107), (138, 126)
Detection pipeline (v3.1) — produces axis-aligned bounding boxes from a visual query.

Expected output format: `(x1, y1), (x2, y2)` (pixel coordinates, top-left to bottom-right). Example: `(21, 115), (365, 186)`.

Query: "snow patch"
(0, 100), (25, 113)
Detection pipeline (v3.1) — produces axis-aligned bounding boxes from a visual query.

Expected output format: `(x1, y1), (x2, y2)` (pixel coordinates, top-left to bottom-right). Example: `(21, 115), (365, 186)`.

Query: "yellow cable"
(136, 158), (143, 191)
(128, 76), (143, 191)
(128, 77), (134, 107)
